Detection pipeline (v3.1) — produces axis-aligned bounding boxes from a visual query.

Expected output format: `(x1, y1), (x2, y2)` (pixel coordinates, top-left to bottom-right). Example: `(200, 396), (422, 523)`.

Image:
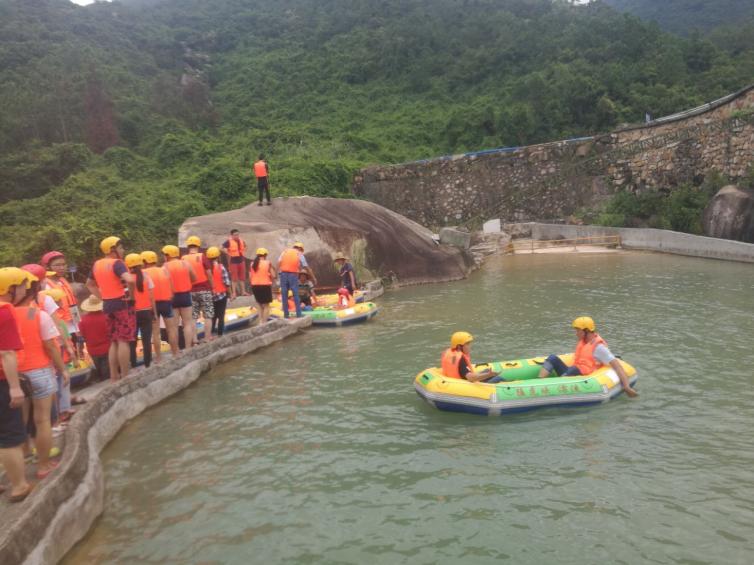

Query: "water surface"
(66, 252), (754, 564)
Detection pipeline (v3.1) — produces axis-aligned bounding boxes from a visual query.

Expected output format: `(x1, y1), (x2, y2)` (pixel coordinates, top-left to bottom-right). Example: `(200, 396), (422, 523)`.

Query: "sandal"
(36, 461), (59, 480)
(9, 483), (35, 503)
(71, 396), (87, 406)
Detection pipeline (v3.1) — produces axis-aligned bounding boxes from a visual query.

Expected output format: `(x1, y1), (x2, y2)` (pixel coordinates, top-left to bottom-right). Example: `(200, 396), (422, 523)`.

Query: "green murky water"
(65, 252), (754, 564)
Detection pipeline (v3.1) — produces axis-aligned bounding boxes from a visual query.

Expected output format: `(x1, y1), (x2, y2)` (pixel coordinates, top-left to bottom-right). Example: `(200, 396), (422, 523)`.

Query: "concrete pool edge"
(0, 317), (311, 565)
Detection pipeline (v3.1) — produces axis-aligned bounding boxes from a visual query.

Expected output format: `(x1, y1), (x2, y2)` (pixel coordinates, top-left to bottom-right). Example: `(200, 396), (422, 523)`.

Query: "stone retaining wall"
(353, 85), (754, 228)
(0, 318), (310, 565)
(508, 223), (754, 264)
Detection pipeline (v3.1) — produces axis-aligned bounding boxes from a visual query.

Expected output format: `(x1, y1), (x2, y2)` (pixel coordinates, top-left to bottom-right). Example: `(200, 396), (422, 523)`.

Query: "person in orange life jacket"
(221, 229), (249, 298)
(13, 276), (69, 480)
(298, 271), (317, 309)
(538, 316), (638, 397)
(277, 242), (317, 319)
(142, 250), (179, 359)
(249, 248), (276, 324)
(125, 254), (157, 369)
(333, 252), (357, 296)
(86, 236), (136, 382)
(162, 245), (196, 351)
(253, 154), (271, 206)
(0, 267), (36, 502)
(335, 287), (355, 310)
(440, 331), (503, 383)
(183, 236), (215, 344)
(206, 247), (232, 338)
(41, 251), (82, 359)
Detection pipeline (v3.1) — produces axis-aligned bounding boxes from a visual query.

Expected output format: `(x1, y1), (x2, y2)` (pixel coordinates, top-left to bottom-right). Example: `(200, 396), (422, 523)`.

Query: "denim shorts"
(172, 291), (192, 309)
(20, 366), (57, 400)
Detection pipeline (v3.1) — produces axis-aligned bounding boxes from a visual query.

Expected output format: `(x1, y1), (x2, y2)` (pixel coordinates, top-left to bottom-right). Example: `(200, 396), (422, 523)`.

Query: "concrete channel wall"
(507, 223), (754, 263)
(0, 318), (311, 565)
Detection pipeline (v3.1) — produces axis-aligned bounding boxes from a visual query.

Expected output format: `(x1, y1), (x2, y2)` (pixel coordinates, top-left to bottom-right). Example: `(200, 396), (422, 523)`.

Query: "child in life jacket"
(335, 287), (355, 309)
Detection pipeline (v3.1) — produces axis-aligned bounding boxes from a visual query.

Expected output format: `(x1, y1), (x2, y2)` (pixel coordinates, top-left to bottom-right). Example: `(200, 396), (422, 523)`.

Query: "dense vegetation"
(603, 0), (754, 35)
(1, 0), (754, 268)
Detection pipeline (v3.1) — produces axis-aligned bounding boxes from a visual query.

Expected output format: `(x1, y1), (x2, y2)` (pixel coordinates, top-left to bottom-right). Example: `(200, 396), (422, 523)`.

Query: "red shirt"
(78, 312), (111, 356)
(0, 303), (23, 381)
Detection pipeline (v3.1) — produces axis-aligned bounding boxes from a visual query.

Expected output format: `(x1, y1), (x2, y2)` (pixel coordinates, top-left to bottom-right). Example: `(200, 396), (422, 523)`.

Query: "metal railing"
(506, 234), (621, 254)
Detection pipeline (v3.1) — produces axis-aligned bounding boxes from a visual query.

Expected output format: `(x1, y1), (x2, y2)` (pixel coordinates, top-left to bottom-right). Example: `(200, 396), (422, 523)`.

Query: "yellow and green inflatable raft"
(414, 353), (637, 416)
(270, 301), (379, 326)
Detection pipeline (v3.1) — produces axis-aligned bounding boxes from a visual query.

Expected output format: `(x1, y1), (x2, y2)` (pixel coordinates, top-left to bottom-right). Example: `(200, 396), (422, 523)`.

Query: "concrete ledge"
(0, 318), (311, 565)
(505, 223), (754, 264)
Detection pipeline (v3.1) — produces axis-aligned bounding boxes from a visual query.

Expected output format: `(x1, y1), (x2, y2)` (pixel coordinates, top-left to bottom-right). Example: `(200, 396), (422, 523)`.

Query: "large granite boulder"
(178, 196), (471, 286)
(703, 185), (754, 243)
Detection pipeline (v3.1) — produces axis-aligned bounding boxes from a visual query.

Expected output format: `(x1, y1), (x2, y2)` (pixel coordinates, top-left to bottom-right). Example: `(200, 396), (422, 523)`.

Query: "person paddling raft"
(441, 332), (503, 383)
(537, 316), (638, 397)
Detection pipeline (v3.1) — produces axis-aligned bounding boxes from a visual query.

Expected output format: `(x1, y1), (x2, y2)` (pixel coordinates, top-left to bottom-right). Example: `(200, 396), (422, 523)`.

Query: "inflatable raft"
(270, 301), (379, 326)
(414, 353), (637, 416)
(69, 359), (94, 388)
(196, 306), (258, 339)
(315, 289), (365, 306)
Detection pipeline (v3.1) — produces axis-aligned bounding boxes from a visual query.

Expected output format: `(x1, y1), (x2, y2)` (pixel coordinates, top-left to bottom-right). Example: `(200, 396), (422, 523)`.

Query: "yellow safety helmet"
(256, 247), (268, 256)
(125, 253), (143, 269)
(40, 288), (65, 303)
(0, 267), (37, 296)
(100, 236), (121, 255)
(162, 245), (180, 258)
(186, 235), (201, 248)
(450, 331), (474, 348)
(141, 250), (158, 264)
(293, 241), (304, 251)
(206, 246), (221, 259)
(572, 316), (596, 332)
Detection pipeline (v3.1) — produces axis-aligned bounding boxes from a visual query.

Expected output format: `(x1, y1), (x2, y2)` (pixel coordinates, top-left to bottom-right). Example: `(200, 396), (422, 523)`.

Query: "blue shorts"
(156, 300), (174, 319)
(172, 291), (192, 309)
(21, 366), (57, 400)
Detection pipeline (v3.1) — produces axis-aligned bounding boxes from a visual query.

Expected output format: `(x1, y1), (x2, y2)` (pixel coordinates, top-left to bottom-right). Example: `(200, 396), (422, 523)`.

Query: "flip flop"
(36, 461), (60, 480)
(31, 446), (61, 459)
(71, 397), (87, 406)
(9, 483), (35, 503)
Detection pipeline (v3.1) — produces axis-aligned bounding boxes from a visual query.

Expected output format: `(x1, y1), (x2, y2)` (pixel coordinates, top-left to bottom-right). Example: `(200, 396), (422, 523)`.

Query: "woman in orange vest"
(206, 247), (232, 338)
(14, 276), (69, 479)
(41, 250), (82, 359)
(249, 247), (276, 324)
(142, 250), (179, 358)
(222, 229), (248, 298)
(86, 236), (136, 382)
(162, 244), (196, 350)
(440, 332), (503, 383)
(537, 317), (638, 397)
(253, 154), (270, 206)
(125, 254), (156, 368)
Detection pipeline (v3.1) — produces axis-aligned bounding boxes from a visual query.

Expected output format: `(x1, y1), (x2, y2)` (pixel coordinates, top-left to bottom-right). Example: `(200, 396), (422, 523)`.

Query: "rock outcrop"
(178, 196), (471, 286)
(703, 185), (754, 243)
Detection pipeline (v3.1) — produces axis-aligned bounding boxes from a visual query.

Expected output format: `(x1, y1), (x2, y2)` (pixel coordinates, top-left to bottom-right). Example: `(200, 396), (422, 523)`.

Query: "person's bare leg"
(0, 446), (30, 497)
(165, 316), (179, 355)
(180, 307), (194, 349)
(33, 395), (53, 472)
(151, 319), (162, 363)
(108, 341), (119, 381)
(117, 341), (130, 377)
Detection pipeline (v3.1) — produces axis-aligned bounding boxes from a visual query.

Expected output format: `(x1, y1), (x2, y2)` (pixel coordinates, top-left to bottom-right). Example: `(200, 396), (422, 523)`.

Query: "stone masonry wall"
(352, 86), (754, 228)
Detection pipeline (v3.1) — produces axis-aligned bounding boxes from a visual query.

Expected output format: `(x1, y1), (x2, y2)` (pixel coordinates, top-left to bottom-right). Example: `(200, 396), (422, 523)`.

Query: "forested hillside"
(603, 0), (754, 35)
(1, 0), (753, 267)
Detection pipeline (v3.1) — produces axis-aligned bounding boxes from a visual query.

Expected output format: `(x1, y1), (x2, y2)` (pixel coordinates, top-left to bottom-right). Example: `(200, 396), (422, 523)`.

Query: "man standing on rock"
(254, 154), (271, 206)
(222, 229), (248, 297)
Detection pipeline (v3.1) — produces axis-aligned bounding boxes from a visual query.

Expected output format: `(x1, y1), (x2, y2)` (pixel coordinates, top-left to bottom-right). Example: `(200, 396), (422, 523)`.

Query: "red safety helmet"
(40, 251), (65, 267)
(21, 263), (47, 280)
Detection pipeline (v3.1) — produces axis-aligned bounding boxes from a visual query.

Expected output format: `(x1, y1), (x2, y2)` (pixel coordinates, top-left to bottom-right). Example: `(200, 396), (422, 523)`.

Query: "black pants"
(92, 354), (110, 381)
(257, 177), (270, 203)
(212, 296), (228, 336)
(130, 310), (154, 368)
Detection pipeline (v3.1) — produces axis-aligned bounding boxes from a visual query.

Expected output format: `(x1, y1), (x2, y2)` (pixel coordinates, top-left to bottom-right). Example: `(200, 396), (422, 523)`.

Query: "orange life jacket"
(212, 263), (227, 294)
(13, 306), (51, 372)
(184, 252), (208, 285)
(145, 266), (173, 302)
(0, 302), (18, 379)
(133, 275), (152, 311)
(573, 333), (608, 375)
(92, 258), (126, 300)
(227, 238), (246, 257)
(165, 259), (193, 293)
(338, 294), (356, 308)
(440, 347), (472, 379)
(254, 160), (267, 178)
(287, 297), (296, 311)
(278, 249), (300, 273)
(45, 277), (76, 322)
(250, 259), (272, 285)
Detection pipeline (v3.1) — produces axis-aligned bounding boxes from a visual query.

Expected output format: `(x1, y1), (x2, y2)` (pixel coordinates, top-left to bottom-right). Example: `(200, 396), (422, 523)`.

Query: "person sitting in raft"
(441, 332), (503, 383)
(538, 316), (638, 397)
(298, 272), (317, 310)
